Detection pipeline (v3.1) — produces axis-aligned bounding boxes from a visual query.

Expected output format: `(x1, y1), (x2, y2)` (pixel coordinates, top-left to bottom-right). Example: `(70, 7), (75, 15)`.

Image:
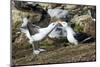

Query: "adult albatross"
(47, 8), (69, 38)
(20, 17), (60, 54)
(59, 21), (95, 45)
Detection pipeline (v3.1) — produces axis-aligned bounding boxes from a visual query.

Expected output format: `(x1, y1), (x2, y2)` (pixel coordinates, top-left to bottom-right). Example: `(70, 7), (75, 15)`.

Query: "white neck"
(64, 25), (76, 35)
(47, 23), (57, 33)
(40, 23), (57, 36)
(22, 17), (28, 27)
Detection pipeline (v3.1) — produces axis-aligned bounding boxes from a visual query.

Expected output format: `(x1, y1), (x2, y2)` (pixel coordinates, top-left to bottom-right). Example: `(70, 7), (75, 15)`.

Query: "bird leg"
(35, 42), (40, 50)
(32, 42), (40, 55)
(32, 42), (46, 55)
(37, 42), (46, 52)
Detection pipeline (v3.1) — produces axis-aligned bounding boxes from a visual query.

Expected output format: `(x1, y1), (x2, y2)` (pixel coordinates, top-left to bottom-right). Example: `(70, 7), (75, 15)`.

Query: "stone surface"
(64, 5), (78, 10)
(71, 15), (95, 37)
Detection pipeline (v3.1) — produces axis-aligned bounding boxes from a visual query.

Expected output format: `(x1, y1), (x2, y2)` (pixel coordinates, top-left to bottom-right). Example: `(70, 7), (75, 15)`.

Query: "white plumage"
(20, 17), (32, 40)
(47, 8), (69, 38)
(48, 8), (69, 20)
(20, 17), (60, 54)
(59, 21), (78, 45)
(48, 25), (67, 38)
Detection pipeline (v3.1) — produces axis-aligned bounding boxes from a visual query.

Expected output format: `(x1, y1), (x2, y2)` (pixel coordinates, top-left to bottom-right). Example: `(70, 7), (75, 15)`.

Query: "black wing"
(27, 22), (40, 35)
(74, 32), (95, 43)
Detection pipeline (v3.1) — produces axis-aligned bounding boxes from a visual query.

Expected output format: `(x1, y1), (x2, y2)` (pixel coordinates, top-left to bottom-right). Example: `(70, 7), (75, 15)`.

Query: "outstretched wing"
(27, 22), (40, 35)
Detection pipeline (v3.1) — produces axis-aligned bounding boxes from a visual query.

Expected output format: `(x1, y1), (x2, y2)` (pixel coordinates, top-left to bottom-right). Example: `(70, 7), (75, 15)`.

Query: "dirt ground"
(12, 42), (96, 66)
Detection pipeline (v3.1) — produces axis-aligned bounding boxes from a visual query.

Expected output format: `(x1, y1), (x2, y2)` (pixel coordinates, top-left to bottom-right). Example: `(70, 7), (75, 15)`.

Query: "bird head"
(22, 17), (29, 23)
(21, 16), (30, 28)
(58, 21), (68, 27)
(48, 21), (63, 29)
(49, 21), (61, 26)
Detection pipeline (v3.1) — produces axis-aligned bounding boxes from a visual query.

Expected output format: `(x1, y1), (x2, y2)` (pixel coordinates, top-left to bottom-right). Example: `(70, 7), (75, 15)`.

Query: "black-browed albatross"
(59, 21), (95, 45)
(20, 17), (60, 54)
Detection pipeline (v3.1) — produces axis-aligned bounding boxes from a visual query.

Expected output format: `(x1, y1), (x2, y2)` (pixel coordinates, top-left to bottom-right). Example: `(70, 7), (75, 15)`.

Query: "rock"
(12, 9), (50, 27)
(38, 3), (49, 10)
(71, 15), (92, 25)
(12, 1), (51, 27)
(12, 9), (42, 23)
(12, 1), (39, 11)
(71, 15), (95, 37)
(12, 10), (23, 23)
(84, 20), (96, 38)
(48, 3), (63, 9)
(13, 33), (31, 49)
(64, 5), (78, 10)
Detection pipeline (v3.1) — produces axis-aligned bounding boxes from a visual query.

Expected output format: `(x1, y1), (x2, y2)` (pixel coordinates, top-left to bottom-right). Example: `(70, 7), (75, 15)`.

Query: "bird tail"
(81, 36), (95, 43)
